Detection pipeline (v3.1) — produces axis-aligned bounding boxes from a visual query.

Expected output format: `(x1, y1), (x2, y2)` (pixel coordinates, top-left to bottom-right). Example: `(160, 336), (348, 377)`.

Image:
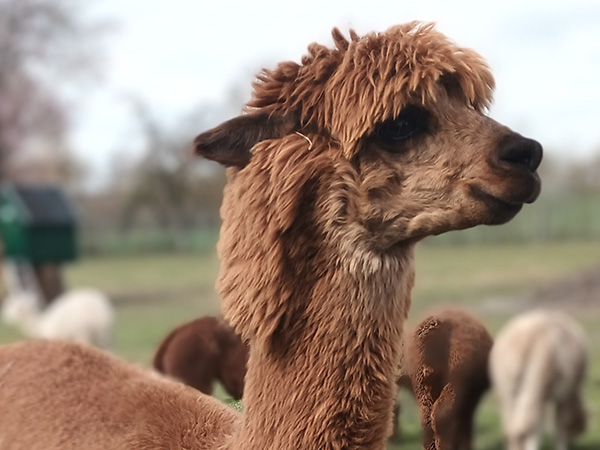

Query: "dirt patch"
(524, 263), (600, 308)
(477, 263), (600, 314)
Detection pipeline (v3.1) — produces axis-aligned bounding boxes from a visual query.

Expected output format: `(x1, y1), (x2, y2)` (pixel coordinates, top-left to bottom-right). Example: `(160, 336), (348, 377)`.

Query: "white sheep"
(489, 310), (588, 450)
(2, 288), (114, 349)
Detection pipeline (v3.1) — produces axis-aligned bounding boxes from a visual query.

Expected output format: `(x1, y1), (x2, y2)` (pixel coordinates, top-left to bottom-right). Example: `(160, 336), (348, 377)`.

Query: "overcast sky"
(72, 0), (600, 187)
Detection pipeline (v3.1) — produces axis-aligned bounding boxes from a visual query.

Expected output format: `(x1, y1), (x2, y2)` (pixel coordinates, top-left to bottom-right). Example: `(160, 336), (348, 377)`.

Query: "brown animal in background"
(153, 316), (247, 399)
(403, 309), (493, 450)
(0, 22), (541, 450)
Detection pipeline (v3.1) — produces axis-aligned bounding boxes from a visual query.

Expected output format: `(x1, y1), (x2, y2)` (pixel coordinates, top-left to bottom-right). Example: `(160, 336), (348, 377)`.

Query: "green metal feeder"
(0, 184), (78, 263)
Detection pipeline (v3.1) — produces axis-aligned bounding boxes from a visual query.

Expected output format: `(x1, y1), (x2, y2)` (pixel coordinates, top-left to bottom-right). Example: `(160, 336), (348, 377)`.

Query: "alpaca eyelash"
(374, 106), (430, 151)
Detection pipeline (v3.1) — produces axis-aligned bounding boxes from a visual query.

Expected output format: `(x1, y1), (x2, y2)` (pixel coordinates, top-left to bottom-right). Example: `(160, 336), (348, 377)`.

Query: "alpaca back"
(0, 340), (239, 450)
(39, 289), (114, 348)
(405, 309), (492, 395)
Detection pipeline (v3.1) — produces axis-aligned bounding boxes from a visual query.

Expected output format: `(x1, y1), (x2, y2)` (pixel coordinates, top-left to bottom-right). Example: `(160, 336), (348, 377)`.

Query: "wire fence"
(78, 193), (600, 256)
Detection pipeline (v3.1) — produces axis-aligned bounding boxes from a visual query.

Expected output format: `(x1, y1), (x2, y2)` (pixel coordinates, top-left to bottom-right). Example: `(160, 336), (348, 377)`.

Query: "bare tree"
(0, 0), (109, 178)
(119, 98), (227, 250)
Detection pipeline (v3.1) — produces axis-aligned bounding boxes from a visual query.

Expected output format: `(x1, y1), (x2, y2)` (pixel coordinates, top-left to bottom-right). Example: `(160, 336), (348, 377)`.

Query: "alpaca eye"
(374, 106), (429, 151)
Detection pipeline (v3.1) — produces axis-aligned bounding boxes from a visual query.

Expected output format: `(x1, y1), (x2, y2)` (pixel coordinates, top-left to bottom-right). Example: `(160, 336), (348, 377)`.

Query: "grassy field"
(0, 239), (599, 449)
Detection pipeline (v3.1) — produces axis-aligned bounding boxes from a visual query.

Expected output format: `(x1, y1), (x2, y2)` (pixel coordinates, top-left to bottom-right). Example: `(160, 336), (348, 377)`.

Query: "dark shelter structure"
(0, 184), (79, 304)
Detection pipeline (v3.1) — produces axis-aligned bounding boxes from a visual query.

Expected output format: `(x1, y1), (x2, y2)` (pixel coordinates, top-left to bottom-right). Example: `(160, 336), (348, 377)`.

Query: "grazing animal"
(489, 310), (588, 450)
(402, 309), (493, 450)
(2, 288), (114, 349)
(153, 316), (247, 399)
(0, 22), (541, 450)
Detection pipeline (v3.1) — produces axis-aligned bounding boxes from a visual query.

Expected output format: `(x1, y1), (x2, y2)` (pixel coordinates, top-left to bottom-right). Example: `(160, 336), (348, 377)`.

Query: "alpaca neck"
(231, 245), (415, 450)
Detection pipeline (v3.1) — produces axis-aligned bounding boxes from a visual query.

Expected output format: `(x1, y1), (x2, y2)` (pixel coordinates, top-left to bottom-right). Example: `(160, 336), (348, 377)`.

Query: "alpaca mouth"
(468, 184), (525, 225)
(521, 172), (542, 204)
(470, 170), (541, 207)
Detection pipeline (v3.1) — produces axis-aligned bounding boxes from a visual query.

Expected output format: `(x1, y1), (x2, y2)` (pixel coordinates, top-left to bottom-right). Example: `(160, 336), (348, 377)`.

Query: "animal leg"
(391, 399), (401, 441)
(507, 422), (542, 450)
(554, 395), (586, 450)
(431, 384), (457, 450)
(456, 400), (477, 450)
(414, 382), (436, 450)
(522, 431), (541, 450)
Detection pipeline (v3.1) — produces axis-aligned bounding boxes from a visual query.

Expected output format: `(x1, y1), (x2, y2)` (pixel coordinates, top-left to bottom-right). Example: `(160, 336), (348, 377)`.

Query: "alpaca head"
(217, 322), (248, 400)
(565, 393), (587, 439)
(195, 22), (542, 345)
(219, 340), (248, 400)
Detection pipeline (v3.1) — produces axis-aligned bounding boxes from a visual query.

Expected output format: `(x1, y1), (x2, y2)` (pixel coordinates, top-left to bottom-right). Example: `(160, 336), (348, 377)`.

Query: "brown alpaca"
(153, 316), (248, 399)
(403, 309), (493, 450)
(0, 22), (541, 450)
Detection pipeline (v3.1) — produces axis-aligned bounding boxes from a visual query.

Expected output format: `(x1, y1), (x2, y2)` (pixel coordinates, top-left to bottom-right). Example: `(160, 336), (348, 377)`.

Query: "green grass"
(67, 252), (221, 297)
(0, 240), (599, 449)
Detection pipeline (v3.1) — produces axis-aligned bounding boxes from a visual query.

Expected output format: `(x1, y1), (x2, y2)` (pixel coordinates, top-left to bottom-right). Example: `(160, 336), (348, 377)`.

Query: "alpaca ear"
(194, 112), (297, 168)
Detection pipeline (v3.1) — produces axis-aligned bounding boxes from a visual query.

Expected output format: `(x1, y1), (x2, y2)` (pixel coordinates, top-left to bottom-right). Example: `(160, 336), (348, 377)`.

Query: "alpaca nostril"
(498, 135), (543, 173)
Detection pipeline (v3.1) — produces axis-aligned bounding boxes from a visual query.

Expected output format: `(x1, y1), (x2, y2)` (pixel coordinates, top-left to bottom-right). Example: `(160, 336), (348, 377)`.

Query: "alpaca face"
(196, 95), (541, 252)
(351, 89), (542, 244)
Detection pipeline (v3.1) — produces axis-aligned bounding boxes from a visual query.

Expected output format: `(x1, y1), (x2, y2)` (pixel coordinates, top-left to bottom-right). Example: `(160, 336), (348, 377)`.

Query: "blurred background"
(0, 0), (598, 448)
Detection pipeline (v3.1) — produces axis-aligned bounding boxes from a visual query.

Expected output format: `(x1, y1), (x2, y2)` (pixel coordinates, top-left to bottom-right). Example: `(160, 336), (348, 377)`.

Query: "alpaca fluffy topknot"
(247, 22), (495, 157)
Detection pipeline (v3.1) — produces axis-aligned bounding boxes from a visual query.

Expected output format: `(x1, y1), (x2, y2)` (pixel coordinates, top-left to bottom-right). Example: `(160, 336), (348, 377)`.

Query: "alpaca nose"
(497, 134), (543, 173)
